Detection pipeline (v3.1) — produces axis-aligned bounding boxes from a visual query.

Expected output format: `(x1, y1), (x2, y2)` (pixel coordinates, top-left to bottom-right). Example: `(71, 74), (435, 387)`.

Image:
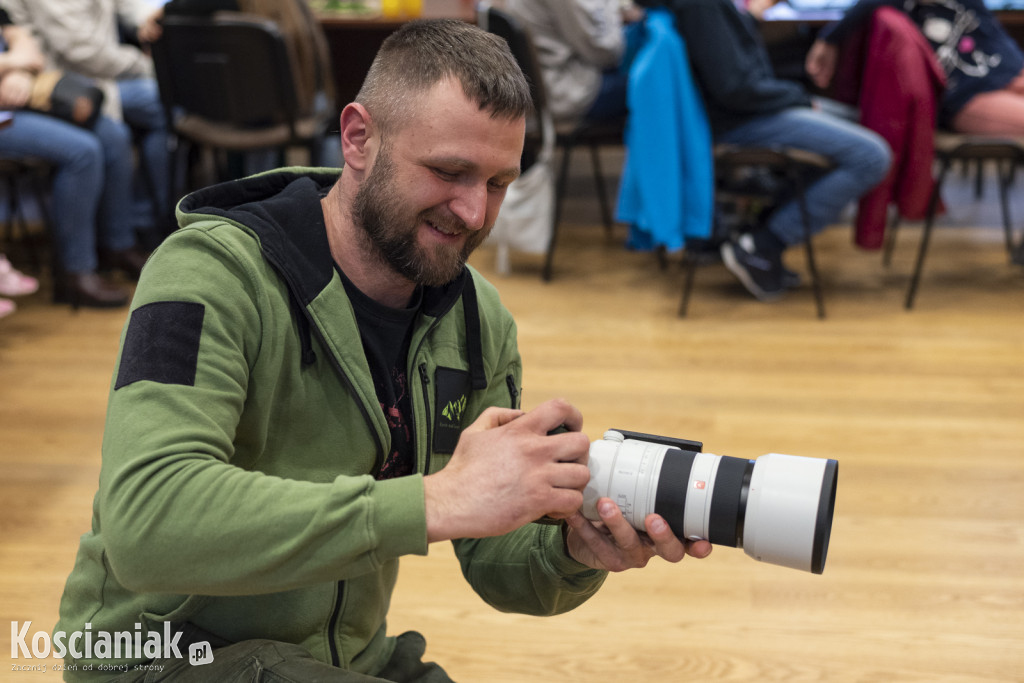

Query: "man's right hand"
(423, 399), (591, 542)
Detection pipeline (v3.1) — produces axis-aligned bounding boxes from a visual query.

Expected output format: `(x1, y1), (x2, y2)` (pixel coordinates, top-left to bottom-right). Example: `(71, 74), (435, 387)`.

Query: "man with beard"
(52, 19), (709, 683)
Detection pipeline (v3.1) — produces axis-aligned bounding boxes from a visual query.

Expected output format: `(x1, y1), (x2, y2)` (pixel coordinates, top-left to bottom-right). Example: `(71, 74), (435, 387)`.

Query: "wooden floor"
(2, 158), (1023, 681)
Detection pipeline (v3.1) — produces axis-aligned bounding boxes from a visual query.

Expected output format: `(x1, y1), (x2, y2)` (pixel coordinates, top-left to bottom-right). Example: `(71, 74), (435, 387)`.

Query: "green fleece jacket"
(54, 168), (606, 681)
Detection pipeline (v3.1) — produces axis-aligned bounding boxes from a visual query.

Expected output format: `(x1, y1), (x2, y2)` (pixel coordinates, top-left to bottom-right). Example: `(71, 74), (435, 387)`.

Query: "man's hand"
(564, 497), (712, 571)
(423, 399), (591, 543)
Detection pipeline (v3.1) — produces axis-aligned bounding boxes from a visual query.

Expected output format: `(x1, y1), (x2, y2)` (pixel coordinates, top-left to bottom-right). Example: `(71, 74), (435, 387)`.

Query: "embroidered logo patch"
(433, 367), (472, 454)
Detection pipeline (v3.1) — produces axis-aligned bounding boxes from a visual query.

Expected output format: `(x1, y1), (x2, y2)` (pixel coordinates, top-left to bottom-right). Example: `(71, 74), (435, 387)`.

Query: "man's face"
(352, 78), (525, 287)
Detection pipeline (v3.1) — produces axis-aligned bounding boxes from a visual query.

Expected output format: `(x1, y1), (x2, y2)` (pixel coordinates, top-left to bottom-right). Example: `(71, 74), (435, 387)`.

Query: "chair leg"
(882, 211), (902, 267)
(542, 142), (574, 282)
(588, 143), (614, 235)
(791, 171), (825, 319)
(678, 252), (698, 317)
(905, 160), (950, 310)
(996, 159), (1016, 256)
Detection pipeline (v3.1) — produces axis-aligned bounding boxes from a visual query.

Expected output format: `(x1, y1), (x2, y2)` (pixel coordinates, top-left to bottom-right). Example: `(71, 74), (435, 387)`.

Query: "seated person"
(637, 0), (892, 301)
(0, 10), (147, 308)
(3, 0), (171, 234)
(505, 0), (644, 127)
(806, 0), (1024, 135)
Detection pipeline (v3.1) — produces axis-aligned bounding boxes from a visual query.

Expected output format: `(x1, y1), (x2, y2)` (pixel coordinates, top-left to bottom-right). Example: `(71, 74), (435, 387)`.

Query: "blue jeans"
(719, 105), (892, 246)
(119, 77), (170, 225)
(0, 111), (136, 273)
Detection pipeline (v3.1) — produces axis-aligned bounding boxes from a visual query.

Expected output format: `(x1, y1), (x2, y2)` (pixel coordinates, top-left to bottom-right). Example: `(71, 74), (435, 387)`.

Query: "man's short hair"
(356, 18), (532, 136)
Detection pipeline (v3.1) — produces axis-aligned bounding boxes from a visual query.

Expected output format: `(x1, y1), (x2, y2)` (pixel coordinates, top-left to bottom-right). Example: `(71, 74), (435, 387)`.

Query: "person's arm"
(98, 224), (429, 596)
(445, 317), (709, 616)
(550, 0), (627, 70)
(5, 0), (152, 79)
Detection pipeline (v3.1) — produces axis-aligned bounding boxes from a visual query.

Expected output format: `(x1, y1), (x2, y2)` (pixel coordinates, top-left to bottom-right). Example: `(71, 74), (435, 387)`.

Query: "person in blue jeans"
(638, 0), (892, 301)
(0, 11), (145, 307)
(3, 0), (170, 238)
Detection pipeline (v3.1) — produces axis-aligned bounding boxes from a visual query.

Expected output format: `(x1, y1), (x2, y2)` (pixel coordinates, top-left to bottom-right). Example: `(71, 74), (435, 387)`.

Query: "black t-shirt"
(336, 266), (422, 480)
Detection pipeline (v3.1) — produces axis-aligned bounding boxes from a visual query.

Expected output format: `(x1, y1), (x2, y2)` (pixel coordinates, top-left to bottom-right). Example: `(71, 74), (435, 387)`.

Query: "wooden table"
(315, 0), (478, 115)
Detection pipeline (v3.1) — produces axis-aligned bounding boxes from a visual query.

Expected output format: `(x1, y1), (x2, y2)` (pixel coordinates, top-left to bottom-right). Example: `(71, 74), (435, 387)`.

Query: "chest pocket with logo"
(432, 366), (472, 454)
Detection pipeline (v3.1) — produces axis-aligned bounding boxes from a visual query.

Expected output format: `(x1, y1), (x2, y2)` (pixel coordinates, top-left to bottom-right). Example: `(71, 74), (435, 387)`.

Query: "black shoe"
(54, 272), (130, 309)
(720, 237), (785, 301)
(98, 246), (150, 280)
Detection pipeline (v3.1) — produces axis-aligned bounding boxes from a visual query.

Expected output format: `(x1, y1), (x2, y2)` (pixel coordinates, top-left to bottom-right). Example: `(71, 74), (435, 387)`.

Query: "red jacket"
(833, 7), (947, 249)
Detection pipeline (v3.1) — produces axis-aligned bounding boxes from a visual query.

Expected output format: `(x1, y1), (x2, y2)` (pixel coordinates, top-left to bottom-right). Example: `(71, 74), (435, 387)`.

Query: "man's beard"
(351, 145), (490, 287)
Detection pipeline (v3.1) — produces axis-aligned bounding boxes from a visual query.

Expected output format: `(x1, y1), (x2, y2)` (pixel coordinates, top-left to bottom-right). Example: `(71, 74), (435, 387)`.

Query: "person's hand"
(564, 497), (712, 571)
(747, 0), (784, 20)
(0, 70), (35, 109)
(137, 7), (164, 44)
(423, 399), (591, 542)
(805, 39), (839, 90)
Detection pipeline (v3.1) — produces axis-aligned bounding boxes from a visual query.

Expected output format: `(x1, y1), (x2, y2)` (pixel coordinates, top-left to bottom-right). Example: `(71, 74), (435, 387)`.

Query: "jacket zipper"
(327, 581), (344, 667)
(506, 374), (519, 409)
(303, 323), (383, 668)
(418, 363), (433, 475)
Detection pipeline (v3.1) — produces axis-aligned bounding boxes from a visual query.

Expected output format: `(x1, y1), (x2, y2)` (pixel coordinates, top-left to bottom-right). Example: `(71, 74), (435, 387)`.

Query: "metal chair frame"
(883, 131), (1024, 309)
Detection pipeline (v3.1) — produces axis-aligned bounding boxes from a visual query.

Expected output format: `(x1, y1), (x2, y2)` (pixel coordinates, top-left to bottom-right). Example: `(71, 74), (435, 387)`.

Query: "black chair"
(550, 116), (626, 272)
(478, 5), (625, 281)
(679, 145), (833, 319)
(151, 12), (334, 206)
(882, 130), (1024, 309)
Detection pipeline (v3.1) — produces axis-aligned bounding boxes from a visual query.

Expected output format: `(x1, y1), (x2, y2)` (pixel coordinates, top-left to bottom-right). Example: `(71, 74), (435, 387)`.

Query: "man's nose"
(448, 183), (488, 231)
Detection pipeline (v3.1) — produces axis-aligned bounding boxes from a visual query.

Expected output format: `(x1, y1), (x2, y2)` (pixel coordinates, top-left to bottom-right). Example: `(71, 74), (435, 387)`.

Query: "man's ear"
(339, 103), (375, 172)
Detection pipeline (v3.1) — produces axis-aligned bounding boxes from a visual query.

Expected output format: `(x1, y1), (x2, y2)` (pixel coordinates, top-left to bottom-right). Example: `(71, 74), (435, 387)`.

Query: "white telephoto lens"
(582, 432), (666, 529)
(742, 453), (837, 573)
(680, 452), (721, 541)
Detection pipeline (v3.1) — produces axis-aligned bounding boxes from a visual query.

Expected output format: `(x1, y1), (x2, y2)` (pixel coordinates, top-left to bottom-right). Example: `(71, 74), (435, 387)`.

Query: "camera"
(581, 430), (838, 574)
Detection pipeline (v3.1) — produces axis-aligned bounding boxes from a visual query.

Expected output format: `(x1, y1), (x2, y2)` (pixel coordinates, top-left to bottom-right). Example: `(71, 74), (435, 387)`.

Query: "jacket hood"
(176, 168), (486, 387)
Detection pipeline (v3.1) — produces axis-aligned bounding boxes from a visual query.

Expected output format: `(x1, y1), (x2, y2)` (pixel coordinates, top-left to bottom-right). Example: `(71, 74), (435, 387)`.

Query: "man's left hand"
(564, 497), (712, 571)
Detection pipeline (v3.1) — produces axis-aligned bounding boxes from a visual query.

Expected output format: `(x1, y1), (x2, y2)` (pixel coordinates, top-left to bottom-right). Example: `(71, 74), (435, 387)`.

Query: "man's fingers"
(513, 398), (584, 435)
(462, 406), (524, 434)
(644, 514), (687, 563)
(547, 461), (591, 490)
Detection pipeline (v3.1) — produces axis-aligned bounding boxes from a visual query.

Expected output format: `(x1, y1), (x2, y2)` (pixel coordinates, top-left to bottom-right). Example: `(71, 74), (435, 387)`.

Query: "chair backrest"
(151, 13), (300, 130)
(477, 5), (550, 172)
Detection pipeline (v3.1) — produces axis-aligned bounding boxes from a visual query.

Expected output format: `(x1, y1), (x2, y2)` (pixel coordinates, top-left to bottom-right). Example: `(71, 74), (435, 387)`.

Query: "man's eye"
(432, 168), (458, 180)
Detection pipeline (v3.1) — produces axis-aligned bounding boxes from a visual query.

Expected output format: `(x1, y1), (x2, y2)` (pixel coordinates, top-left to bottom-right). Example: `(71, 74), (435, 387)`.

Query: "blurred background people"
(806, 0), (1024, 135)
(2, 0), (171, 240)
(0, 8), (145, 307)
(637, 0), (891, 302)
(504, 0), (644, 127)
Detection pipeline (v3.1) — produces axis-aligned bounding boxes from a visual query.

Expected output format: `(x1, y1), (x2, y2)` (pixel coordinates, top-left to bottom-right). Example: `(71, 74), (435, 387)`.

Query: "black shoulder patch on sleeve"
(115, 301), (206, 390)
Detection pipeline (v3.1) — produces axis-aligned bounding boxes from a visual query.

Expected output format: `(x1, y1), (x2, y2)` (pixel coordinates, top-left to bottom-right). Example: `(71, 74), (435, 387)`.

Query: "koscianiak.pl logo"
(10, 621), (213, 675)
